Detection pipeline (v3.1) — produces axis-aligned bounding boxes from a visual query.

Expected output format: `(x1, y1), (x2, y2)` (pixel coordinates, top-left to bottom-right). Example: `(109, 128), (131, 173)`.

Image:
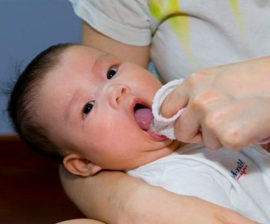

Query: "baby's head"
(9, 44), (178, 176)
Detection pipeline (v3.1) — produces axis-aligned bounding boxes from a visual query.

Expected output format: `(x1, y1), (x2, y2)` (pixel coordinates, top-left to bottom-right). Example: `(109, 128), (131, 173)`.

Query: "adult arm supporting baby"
(57, 219), (105, 224)
(60, 166), (255, 224)
(82, 22), (150, 69)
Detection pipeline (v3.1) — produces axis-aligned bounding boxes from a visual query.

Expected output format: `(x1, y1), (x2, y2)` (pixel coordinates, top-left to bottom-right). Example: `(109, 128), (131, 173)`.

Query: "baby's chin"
(151, 140), (181, 162)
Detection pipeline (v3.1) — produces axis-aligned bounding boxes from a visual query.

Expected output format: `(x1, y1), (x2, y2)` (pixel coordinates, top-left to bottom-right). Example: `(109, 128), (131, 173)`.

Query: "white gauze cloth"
(150, 79), (185, 139)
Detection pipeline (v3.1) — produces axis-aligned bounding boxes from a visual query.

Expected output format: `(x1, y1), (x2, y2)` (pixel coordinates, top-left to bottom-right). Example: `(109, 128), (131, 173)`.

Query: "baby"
(8, 44), (270, 223)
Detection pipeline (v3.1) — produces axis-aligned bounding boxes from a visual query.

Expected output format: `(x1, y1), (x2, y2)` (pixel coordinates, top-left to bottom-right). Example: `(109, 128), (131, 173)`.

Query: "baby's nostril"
(121, 87), (126, 94)
(114, 86), (126, 104)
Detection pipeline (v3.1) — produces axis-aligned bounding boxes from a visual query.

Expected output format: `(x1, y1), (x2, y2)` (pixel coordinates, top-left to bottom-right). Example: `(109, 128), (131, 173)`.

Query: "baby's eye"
(107, 66), (118, 79)
(82, 101), (95, 117)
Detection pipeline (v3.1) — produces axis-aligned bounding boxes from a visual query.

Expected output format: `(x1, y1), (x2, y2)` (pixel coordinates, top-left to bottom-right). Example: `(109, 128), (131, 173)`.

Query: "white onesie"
(128, 143), (270, 223)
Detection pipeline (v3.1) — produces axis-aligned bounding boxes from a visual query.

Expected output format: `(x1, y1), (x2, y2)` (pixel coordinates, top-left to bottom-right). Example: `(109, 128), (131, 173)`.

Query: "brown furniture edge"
(0, 135), (21, 141)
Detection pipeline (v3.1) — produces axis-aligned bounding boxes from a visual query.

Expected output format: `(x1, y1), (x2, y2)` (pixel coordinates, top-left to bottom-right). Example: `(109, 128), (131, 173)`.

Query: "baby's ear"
(63, 154), (102, 177)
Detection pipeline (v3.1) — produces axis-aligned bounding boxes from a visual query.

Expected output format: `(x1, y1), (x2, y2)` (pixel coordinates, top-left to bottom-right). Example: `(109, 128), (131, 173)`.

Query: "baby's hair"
(8, 43), (76, 163)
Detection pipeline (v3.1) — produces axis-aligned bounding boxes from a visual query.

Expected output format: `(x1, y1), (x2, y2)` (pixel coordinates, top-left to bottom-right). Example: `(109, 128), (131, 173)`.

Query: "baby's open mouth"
(134, 103), (153, 131)
(134, 103), (167, 141)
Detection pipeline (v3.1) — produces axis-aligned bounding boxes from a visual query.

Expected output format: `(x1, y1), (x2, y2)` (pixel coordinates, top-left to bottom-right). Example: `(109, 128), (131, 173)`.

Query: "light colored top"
(69, 0), (270, 82)
(128, 144), (270, 224)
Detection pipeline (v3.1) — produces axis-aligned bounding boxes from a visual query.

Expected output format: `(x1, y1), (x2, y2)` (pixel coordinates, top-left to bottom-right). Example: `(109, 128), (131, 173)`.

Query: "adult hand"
(161, 56), (270, 150)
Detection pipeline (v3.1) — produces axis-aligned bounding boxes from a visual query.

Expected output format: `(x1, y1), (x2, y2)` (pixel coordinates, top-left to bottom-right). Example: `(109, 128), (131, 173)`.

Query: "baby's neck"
(130, 140), (183, 171)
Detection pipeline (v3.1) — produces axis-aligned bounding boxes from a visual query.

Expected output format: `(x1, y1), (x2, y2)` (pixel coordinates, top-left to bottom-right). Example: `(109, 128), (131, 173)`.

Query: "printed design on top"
(148, 0), (193, 64)
(229, 0), (245, 33)
(148, 0), (245, 64)
(230, 158), (247, 180)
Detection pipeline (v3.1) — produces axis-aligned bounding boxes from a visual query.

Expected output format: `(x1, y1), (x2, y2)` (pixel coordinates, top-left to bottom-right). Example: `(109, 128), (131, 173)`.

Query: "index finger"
(160, 81), (189, 118)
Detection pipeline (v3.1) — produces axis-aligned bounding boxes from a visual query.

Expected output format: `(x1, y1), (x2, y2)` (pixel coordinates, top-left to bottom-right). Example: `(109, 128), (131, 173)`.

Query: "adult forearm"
(57, 219), (105, 224)
(82, 22), (150, 68)
(60, 166), (255, 224)
(60, 166), (145, 223)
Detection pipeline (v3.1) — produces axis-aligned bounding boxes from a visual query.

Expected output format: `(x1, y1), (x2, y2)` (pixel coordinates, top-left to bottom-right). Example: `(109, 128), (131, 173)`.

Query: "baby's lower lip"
(147, 131), (167, 141)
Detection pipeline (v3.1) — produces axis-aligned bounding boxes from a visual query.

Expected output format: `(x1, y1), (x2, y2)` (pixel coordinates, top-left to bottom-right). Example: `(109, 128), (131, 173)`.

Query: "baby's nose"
(109, 84), (130, 108)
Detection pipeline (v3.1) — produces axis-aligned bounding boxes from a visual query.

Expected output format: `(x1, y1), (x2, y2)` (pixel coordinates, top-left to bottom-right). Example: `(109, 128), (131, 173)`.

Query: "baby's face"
(38, 46), (177, 172)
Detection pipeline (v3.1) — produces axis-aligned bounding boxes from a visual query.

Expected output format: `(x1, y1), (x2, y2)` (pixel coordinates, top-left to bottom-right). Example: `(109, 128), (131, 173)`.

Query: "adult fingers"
(161, 71), (214, 118)
(173, 107), (201, 143)
(201, 122), (223, 150)
(160, 83), (189, 118)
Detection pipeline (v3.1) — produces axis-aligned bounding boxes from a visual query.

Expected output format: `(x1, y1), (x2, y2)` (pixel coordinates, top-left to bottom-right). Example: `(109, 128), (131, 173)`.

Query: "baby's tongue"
(134, 108), (153, 131)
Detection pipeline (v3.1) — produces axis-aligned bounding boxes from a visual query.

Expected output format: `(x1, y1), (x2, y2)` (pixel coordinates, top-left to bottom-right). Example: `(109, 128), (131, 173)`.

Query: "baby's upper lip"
(130, 98), (149, 114)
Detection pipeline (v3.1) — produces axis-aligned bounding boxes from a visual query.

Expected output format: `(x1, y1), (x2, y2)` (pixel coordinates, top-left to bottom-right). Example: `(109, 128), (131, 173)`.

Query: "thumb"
(160, 86), (188, 118)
